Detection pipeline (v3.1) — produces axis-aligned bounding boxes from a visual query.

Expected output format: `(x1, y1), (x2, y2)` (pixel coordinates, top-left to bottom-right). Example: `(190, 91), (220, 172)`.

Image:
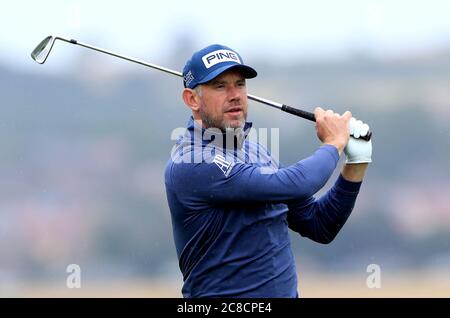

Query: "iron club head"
(31, 35), (57, 64)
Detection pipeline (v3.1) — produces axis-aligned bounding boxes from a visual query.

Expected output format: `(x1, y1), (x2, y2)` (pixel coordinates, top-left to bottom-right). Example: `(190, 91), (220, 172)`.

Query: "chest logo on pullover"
(213, 154), (234, 177)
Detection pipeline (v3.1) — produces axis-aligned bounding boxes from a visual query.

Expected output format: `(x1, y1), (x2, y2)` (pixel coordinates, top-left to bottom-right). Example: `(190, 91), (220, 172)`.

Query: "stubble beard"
(199, 107), (247, 132)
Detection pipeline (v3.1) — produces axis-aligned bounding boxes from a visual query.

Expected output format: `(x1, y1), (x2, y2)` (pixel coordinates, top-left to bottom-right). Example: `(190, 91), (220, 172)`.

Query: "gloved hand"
(344, 117), (372, 164)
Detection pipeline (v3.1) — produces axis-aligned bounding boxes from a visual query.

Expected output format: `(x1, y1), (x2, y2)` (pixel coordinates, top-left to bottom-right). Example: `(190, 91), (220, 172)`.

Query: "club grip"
(281, 104), (316, 122)
(281, 104), (372, 141)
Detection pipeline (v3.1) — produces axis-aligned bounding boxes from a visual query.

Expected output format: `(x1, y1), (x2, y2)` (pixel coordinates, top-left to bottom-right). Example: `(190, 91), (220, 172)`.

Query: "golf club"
(31, 35), (372, 141)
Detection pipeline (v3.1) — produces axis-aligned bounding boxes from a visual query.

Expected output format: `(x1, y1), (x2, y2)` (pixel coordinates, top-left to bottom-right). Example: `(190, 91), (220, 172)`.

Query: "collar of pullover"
(185, 116), (253, 150)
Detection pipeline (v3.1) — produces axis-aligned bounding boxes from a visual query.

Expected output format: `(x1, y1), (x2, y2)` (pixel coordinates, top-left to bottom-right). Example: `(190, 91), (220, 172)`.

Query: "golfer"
(164, 44), (372, 298)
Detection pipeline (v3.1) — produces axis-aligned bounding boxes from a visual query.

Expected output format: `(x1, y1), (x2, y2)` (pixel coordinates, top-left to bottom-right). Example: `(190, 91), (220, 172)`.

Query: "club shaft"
(62, 37), (306, 115)
(247, 94), (282, 110)
(66, 38), (183, 77)
(51, 37), (370, 140)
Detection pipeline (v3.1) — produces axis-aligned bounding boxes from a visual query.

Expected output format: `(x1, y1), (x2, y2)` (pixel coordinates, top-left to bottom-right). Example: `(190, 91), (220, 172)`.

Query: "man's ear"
(182, 88), (200, 112)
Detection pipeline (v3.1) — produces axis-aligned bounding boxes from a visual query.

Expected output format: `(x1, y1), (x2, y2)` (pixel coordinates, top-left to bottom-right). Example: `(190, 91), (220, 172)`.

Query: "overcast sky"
(2, 0), (450, 73)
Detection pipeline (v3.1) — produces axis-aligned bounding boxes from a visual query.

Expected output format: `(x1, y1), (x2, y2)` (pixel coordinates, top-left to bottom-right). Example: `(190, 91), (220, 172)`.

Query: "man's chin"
(224, 119), (245, 130)
(200, 114), (246, 130)
(224, 113), (246, 128)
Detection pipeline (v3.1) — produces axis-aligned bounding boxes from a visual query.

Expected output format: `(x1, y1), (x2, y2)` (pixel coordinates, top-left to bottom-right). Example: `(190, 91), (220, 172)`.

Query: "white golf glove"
(344, 117), (372, 164)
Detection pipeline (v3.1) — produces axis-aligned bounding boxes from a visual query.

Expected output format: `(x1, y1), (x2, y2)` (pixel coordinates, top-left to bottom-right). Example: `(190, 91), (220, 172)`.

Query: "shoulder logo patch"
(213, 154), (234, 177)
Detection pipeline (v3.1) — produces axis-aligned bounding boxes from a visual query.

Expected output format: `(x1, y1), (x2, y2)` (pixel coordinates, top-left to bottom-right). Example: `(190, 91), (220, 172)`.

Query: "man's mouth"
(225, 107), (243, 115)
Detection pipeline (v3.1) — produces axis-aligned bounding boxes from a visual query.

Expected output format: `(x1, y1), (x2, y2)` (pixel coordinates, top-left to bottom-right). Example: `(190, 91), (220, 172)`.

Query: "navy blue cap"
(182, 44), (257, 89)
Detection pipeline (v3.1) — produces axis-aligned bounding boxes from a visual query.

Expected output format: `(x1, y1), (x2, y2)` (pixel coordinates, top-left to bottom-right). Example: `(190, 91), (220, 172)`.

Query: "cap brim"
(197, 64), (257, 86)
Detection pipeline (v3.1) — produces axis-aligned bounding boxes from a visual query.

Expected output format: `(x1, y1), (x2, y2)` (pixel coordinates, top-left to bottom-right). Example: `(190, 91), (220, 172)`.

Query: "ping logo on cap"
(202, 49), (242, 69)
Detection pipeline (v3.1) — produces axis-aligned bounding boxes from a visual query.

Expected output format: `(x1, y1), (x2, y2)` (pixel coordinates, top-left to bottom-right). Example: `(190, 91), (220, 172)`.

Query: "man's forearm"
(341, 163), (368, 182)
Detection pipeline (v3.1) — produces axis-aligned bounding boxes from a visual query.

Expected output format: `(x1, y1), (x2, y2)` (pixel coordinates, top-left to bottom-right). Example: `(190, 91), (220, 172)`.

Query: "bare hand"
(314, 107), (351, 154)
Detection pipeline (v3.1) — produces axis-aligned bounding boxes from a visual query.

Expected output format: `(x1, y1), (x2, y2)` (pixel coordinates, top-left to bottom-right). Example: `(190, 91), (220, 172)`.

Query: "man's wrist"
(341, 163), (368, 182)
(324, 142), (344, 155)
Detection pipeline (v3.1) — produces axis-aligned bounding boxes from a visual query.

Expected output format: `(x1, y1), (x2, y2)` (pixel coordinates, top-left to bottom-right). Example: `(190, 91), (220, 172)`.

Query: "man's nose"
(227, 85), (241, 102)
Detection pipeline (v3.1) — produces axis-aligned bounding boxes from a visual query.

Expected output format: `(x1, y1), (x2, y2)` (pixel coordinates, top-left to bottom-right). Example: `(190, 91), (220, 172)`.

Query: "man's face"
(196, 70), (248, 130)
